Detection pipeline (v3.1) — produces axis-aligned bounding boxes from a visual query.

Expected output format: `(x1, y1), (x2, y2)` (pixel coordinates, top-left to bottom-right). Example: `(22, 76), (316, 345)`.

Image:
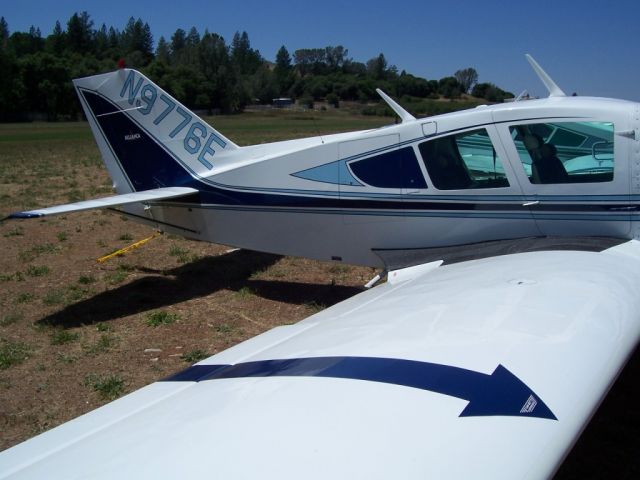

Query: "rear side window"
(509, 122), (614, 184)
(349, 146), (427, 189)
(418, 129), (509, 190)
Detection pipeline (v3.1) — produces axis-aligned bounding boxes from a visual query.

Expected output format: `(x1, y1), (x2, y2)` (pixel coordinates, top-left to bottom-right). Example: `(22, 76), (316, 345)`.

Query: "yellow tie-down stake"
(96, 232), (160, 263)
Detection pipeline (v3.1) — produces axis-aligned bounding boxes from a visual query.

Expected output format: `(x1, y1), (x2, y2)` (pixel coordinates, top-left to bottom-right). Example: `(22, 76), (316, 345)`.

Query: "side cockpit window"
(418, 129), (509, 190)
(509, 122), (614, 184)
(349, 146), (427, 189)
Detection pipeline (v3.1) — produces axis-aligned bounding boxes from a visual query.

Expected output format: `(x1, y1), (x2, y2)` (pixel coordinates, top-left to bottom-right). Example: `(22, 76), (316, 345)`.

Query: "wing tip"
(8, 211), (44, 219)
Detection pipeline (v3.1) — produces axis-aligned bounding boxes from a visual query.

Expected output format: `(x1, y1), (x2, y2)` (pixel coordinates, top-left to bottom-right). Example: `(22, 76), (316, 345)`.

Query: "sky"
(4, 0), (640, 101)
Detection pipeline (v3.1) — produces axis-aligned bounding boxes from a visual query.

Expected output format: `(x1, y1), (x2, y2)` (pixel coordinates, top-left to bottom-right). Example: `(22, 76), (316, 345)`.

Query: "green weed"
(95, 322), (111, 332)
(3, 226), (24, 237)
(78, 275), (96, 285)
(146, 311), (180, 327)
(215, 322), (235, 334)
(181, 349), (209, 363)
(56, 352), (78, 364)
(26, 265), (50, 277)
(236, 286), (255, 298)
(19, 243), (57, 262)
(65, 285), (89, 302)
(50, 330), (79, 345)
(56, 231), (68, 242)
(0, 339), (31, 369)
(84, 334), (118, 355)
(106, 270), (128, 285)
(43, 290), (65, 306)
(83, 373), (124, 400)
(305, 301), (326, 313)
(168, 245), (189, 257)
(328, 264), (350, 274)
(118, 233), (133, 241)
(16, 293), (35, 304)
(0, 312), (23, 327)
(43, 285), (91, 306)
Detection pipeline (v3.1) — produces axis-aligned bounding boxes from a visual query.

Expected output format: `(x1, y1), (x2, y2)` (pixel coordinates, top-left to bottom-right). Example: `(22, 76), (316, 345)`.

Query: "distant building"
(272, 98), (293, 108)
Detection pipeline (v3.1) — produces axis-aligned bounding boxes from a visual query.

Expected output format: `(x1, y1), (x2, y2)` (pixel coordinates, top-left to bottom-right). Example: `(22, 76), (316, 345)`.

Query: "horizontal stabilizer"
(9, 186), (198, 219)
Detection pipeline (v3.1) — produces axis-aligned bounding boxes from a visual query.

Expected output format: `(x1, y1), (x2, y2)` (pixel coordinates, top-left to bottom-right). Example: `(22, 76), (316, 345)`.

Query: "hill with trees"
(0, 12), (513, 121)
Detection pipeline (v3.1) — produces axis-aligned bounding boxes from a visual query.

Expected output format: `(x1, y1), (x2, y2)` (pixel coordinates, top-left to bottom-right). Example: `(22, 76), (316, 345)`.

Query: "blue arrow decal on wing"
(164, 356), (557, 420)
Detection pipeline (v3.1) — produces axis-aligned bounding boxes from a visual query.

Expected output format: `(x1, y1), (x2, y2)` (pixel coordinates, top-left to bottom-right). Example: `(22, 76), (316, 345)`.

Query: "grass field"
(0, 111), (638, 478)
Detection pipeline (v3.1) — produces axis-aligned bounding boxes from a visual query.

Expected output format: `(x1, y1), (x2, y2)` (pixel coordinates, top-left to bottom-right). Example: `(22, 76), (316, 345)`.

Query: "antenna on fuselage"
(376, 88), (416, 123)
(525, 54), (566, 98)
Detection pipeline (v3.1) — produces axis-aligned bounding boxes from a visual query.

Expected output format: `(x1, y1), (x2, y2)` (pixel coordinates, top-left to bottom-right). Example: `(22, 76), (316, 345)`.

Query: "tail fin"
(74, 68), (238, 193)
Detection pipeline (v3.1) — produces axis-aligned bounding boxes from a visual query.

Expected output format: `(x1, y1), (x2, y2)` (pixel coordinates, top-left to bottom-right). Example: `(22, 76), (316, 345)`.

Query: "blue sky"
(4, 0), (640, 100)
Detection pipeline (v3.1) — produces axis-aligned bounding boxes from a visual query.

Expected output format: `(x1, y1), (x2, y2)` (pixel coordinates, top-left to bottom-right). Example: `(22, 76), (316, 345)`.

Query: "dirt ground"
(0, 117), (639, 477)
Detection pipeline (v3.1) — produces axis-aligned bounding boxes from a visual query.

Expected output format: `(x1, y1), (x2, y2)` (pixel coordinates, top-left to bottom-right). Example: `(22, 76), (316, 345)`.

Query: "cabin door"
(497, 118), (631, 238)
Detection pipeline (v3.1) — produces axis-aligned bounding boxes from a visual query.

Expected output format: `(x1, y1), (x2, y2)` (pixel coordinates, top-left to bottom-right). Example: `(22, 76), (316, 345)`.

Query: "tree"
(231, 31), (261, 75)
(252, 64), (278, 103)
(66, 11), (94, 54)
(438, 76), (462, 98)
(180, 27), (200, 66)
(454, 67), (478, 94)
(122, 17), (153, 65)
(343, 59), (366, 75)
(107, 27), (120, 50)
(0, 17), (9, 50)
(9, 28), (44, 56)
(366, 53), (387, 79)
(294, 48), (326, 75)
(156, 36), (170, 64)
(274, 45), (293, 94)
(198, 31), (243, 112)
(170, 28), (186, 63)
(325, 45), (348, 71)
(395, 72), (434, 98)
(94, 23), (109, 57)
(326, 92), (339, 108)
(471, 82), (513, 102)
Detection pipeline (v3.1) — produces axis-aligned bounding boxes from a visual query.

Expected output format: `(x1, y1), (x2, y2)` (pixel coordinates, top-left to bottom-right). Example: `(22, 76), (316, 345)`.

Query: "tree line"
(0, 12), (513, 121)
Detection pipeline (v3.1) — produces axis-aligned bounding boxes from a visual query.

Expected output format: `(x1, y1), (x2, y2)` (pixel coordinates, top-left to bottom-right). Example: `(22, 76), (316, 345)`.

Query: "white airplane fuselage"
(32, 69), (636, 268)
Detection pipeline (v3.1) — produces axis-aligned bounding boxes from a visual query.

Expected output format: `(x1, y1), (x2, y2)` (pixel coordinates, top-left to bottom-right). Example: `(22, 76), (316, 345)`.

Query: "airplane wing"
(7, 187), (198, 218)
(2, 241), (640, 479)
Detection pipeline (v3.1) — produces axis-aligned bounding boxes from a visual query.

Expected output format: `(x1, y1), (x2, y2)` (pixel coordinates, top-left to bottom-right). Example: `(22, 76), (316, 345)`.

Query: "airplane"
(1, 55), (640, 478)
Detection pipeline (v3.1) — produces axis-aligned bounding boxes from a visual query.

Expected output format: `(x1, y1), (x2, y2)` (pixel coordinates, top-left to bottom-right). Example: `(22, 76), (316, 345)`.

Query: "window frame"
(505, 120), (616, 186)
(416, 125), (520, 193)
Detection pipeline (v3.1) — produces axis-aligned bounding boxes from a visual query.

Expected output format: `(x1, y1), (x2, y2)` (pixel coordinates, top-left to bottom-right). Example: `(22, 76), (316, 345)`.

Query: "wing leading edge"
(2, 241), (640, 479)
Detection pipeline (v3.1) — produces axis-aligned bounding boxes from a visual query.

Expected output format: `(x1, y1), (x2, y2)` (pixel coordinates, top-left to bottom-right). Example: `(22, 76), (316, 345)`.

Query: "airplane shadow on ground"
(38, 250), (363, 329)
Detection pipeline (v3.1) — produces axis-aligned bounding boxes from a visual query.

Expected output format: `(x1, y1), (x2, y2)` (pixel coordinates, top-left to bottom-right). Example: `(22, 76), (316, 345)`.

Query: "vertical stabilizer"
(74, 69), (238, 193)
